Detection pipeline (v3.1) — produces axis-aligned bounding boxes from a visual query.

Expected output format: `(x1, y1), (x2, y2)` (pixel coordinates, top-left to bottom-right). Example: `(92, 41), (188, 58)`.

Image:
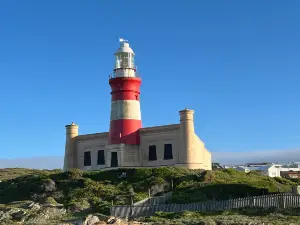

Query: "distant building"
(245, 162), (271, 167)
(281, 171), (300, 179)
(236, 163), (300, 178)
(63, 40), (212, 171)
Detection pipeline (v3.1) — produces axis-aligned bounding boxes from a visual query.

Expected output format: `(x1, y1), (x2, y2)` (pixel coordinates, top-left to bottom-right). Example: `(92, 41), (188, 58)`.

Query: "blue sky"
(0, 1), (299, 165)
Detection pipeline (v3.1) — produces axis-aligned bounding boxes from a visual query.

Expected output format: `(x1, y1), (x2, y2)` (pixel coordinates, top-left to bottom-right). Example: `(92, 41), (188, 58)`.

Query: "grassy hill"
(0, 167), (297, 215)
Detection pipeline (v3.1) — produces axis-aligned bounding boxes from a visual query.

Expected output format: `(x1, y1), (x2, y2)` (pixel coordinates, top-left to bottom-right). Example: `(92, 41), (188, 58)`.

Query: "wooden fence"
(110, 193), (300, 218)
(133, 192), (172, 206)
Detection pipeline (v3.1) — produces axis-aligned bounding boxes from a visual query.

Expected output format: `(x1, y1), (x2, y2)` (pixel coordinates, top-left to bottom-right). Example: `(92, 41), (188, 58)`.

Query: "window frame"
(97, 150), (105, 165)
(84, 151), (91, 166)
(148, 145), (157, 161)
(164, 144), (173, 160)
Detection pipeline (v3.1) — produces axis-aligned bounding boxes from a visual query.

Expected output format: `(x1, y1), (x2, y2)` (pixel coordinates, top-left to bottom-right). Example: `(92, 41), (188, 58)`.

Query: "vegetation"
(171, 169), (296, 203)
(141, 209), (300, 225)
(0, 167), (298, 216)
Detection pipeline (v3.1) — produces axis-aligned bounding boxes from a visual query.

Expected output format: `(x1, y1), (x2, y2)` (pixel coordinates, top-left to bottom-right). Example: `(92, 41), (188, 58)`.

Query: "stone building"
(63, 39), (211, 171)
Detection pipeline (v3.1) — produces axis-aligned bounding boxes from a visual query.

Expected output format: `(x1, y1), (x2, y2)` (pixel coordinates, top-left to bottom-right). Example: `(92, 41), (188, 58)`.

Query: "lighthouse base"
(105, 144), (142, 168)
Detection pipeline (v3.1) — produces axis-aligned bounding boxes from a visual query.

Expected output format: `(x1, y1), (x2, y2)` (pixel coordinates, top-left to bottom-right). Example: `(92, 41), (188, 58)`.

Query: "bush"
(0, 167), (297, 212)
(43, 196), (58, 206)
(40, 179), (56, 192)
(66, 169), (84, 180)
(94, 200), (111, 215)
(69, 198), (90, 212)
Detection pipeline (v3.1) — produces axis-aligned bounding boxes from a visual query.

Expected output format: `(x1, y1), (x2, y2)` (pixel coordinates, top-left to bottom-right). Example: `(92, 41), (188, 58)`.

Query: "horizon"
(1, 147), (300, 169)
(0, 1), (299, 167)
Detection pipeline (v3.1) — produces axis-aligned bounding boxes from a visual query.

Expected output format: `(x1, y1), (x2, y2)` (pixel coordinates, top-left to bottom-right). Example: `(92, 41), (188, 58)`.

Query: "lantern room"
(112, 39), (137, 78)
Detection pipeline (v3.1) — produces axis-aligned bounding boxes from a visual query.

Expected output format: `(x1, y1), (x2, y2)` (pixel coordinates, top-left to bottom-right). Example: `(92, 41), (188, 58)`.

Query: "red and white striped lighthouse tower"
(108, 39), (142, 145)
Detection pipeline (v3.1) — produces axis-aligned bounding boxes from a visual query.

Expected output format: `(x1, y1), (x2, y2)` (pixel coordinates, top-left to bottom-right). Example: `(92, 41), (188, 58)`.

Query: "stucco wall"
(76, 133), (109, 170)
(70, 123), (212, 171)
(139, 124), (180, 167)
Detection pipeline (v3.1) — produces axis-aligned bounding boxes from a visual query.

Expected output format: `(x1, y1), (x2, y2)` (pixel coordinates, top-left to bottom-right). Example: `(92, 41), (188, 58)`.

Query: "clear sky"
(0, 1), (299, 162)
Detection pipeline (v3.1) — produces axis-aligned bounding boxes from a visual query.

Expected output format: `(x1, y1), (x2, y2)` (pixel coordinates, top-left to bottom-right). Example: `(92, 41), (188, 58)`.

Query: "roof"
(115, 42), (134, 55)
(75, 124), (180, 142)
(76, 132), (109, 142)
(237, 166), (269, 171)
(139, 124), (180, 133)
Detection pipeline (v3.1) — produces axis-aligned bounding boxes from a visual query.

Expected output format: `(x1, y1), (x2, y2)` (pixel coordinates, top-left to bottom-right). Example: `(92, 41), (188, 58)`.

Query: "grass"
(0, 167), (298, 216)
(0, 168), (61, 181)
(141, 208), (300, 225)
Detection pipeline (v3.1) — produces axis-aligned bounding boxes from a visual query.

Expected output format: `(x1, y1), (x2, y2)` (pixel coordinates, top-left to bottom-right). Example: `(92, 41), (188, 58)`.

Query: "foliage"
(142, 208), (300, 225)
(44, 196), (58, 206)
(0, 167), (297, 216)
(172, 169), (296, 203)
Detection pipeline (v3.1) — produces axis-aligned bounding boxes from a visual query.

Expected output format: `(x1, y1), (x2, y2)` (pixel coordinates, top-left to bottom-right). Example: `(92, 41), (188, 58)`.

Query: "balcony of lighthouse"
(109, 69), (140, 79)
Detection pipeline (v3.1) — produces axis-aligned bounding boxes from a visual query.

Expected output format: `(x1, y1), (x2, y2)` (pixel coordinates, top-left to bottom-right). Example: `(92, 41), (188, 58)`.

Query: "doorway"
(111, 152), (118, 167)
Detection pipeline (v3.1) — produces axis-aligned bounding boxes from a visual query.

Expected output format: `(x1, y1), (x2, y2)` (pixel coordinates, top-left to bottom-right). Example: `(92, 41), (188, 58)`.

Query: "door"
(111, 152), (118, 167)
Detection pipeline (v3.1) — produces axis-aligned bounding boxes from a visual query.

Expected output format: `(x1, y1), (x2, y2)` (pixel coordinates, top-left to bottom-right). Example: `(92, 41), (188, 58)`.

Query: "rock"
(43, 196), (61, 207)
(107, 216), (116, 224)
(0, 210), (12, 223)
(107, 216), (124, 224)
(94, 222), (107, 225)
(82, 214), (100, 225)
(11, 209), (26, 221)
(26, 206), (66, 224)
(69, 199), (91, 213)
(27, 202), (41, 210)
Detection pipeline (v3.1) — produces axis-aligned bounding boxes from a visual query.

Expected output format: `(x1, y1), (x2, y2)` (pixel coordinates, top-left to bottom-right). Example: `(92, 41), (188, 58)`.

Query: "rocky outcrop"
(0, 202), (66, 225)
(0, 201), (145, 225)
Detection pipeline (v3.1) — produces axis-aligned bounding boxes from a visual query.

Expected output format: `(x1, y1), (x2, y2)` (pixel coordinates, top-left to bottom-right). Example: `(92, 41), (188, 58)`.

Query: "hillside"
(0, 167), (299, 224)
(0, 167), (297, 208)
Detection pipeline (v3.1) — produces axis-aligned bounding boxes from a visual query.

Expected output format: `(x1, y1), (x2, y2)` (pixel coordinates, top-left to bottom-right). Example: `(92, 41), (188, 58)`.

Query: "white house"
(236, 164), (282, 177)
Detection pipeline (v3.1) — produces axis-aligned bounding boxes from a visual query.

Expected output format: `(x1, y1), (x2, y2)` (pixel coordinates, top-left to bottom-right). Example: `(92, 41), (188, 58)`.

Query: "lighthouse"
(108, 39), (142, 145)
(63, 39), (212, 171)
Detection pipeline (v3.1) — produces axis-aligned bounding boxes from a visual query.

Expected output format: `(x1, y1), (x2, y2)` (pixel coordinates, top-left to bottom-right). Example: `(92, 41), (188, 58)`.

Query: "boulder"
(27, 202), (41, 210)
(82, 214), (100, 225)
(11, 209), (26, 221)
(26, 206), (66, 224)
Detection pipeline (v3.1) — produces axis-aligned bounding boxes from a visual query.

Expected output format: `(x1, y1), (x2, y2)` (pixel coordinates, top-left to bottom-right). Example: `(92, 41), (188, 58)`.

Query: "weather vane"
(119, 38), (128, 43)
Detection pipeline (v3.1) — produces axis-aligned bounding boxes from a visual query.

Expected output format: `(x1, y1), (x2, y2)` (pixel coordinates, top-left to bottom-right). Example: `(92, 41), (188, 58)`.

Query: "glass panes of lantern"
(115, 53), (134, 69)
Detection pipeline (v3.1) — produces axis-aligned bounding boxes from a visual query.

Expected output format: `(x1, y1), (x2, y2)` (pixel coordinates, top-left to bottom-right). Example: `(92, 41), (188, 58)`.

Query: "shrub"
(43, 196), (58, 206)
(40, 179), (56, 192)
(69, 198), (90, 212)
(66, 169), (84, 180)
(94, 200), (111, 215)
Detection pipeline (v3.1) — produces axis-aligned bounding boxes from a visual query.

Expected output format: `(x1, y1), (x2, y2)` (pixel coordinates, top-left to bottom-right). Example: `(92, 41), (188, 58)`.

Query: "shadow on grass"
(172, 183), (269, 203)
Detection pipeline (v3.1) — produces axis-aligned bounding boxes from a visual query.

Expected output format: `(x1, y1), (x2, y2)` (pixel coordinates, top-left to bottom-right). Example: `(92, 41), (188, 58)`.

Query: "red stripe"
(109, 77), (141, 100)
(109, 77), (141, 91)
(111, 91), (140, 101)
(109, 119), (141, 145)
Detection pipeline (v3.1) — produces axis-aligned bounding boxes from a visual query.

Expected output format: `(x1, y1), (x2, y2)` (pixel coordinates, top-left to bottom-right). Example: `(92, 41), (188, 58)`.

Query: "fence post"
(279, 194), (286, 209)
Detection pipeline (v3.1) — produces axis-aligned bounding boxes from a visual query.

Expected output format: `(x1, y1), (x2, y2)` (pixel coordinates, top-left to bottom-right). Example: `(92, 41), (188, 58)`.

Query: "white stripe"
(110, 100), (141, 120)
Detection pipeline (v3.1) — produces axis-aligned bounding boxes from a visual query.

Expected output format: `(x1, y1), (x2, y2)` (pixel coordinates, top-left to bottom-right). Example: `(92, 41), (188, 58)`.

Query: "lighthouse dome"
(115, 40), (135, 55)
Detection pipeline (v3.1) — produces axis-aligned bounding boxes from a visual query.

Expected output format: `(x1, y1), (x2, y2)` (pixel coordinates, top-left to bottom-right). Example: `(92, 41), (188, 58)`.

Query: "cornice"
(139, 124), (180, 134)
(76, 132), (109, 142)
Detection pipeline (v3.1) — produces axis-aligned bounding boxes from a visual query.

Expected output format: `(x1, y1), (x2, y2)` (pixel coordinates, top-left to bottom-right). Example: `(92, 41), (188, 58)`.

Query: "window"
(84, 151), (91, 166)
(164, 144), (173, 160)
(97, 150), (105, 165)
(148, 145), (157, 161)
(115, 52), (133, 68)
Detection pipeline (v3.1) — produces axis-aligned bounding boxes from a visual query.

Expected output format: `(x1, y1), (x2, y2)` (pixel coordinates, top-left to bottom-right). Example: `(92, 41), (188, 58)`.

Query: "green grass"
(0, 168), (61, 181)
(141, 209), (300, 225)
(0, 167), (298, 215)
(171, 169), (296, 203)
